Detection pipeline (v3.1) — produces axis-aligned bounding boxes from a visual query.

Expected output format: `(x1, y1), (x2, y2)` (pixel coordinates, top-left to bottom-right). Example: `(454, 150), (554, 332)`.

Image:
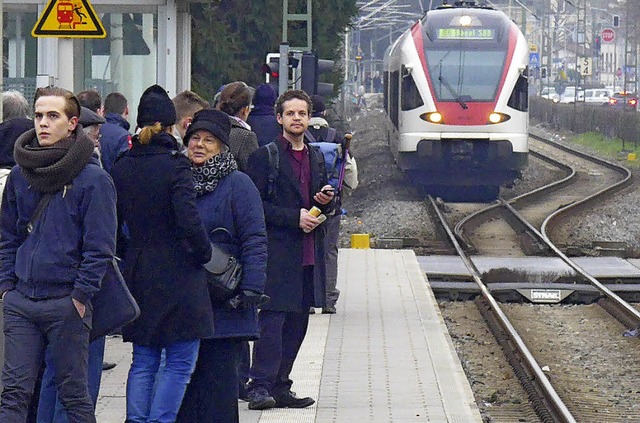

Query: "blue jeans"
(126, 340), (200, 423)
(36, 337), (105, 423)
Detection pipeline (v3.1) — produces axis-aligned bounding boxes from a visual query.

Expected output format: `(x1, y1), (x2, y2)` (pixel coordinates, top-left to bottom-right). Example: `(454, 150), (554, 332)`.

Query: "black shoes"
(247, 387), (276, 410)
(273, 390), (315, 408)
(322, 306), (337, 314)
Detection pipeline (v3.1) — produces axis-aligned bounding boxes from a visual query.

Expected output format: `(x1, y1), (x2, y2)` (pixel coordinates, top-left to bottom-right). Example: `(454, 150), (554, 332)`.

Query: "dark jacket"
(0, 117), (33, 168)
(99, 113), (131, 173)
(247, 139), (332, 312)
(196, 170), (267, 340)
(0, 155), (116, 304)
(228, 118), (259, 172)
(247, 108), (280, 148)
(111, 131), (214, 347)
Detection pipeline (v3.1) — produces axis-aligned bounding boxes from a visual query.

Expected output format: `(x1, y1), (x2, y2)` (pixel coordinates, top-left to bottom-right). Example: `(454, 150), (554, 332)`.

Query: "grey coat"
(228, 118), (259, 172)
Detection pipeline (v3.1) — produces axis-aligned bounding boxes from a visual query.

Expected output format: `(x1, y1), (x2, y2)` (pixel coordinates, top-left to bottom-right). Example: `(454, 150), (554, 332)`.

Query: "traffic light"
(613, 15), (620, 28)
(262, 53), (280, 94)
(594, 35), (601, 53)
(300, 52), (335, 97)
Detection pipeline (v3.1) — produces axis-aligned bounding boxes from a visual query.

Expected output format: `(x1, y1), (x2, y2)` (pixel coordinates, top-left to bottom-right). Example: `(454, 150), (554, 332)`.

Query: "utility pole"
(622, 1), (637, 94)
(0, 0), (4, 121)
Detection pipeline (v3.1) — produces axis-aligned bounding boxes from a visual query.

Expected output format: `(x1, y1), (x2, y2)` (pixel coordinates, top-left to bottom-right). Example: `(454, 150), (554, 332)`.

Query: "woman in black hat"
(176, 109), (267, 423)
(110, 85), (214, 423)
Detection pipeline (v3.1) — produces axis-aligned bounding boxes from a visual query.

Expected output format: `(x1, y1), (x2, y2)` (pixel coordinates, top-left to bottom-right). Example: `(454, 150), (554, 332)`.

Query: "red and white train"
(384, 1), (529, 200)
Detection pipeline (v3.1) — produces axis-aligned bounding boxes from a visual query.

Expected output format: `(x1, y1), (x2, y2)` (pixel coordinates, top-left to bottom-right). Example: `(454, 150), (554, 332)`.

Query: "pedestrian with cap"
(176, 109), (267, 423)
(110, 84), (213, 423)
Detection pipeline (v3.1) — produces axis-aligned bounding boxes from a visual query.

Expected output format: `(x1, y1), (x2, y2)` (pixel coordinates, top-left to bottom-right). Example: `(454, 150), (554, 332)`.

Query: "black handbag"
(203, 228), (242, 302)
(28, 193), (140, 341)
(90, 257), (140, 341)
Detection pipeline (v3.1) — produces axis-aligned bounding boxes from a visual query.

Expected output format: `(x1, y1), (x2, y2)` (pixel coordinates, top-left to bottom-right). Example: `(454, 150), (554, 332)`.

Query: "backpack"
(308, 142), (342, 190)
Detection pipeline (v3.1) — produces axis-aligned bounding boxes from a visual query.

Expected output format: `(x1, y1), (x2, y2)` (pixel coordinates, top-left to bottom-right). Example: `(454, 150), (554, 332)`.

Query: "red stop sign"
(602, 28), (615, 43)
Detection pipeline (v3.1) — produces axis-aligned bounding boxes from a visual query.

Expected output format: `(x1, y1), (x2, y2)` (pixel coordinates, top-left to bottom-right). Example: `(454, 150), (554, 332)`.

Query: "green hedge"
(530, 97), (640, 143)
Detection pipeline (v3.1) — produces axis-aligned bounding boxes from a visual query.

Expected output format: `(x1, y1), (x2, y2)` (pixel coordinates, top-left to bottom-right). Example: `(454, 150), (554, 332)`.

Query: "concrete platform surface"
(96, 249), (481, 422)
(418, 255), (640, 279)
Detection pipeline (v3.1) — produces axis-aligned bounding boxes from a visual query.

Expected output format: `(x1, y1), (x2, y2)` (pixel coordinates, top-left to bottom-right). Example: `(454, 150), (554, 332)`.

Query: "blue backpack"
(305, 129), (342, 190)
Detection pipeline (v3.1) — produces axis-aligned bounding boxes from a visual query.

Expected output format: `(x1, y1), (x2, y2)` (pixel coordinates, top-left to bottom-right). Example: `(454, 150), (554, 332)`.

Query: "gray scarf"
(13, 127), (95, 193)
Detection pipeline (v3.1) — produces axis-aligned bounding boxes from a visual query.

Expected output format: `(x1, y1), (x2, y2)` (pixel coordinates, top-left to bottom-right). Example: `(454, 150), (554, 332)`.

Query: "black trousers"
(177, 338), (243, 423)
(248, 309), (310, 395)
(0, 290), (94, 423)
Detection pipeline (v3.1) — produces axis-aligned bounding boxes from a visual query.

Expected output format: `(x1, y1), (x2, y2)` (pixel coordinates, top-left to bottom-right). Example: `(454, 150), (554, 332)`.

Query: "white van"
(584, 88), (612, 105)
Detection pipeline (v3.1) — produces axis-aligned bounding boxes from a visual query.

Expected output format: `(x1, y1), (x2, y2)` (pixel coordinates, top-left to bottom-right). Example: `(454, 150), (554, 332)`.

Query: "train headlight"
(459, 15), (473, 26)
(421, 112), (443, 124)
(488, 112), (510, 124)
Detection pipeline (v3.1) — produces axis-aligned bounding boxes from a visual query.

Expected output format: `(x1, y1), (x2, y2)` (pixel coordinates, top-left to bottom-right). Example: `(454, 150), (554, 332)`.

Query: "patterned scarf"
(192, 151), (238, 196)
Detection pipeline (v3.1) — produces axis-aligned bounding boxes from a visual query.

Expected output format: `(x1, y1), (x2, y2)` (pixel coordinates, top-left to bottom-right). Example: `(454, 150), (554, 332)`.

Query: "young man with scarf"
(0, 86), (117, 423)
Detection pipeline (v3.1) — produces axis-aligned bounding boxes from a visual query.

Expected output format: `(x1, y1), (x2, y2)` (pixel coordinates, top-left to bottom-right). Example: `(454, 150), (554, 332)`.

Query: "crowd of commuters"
(0, 80), (355, 422)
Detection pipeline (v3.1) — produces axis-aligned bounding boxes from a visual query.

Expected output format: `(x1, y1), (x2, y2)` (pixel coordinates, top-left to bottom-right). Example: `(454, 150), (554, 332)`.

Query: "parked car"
(584, 88), (612, 105)
(558, 86), (584, 103)
(608, 92), (638, 110)
(540, 86), (559, 102)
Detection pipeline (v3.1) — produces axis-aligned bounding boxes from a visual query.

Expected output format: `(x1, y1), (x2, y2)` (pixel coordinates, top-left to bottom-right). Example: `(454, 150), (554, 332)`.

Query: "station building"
(3, 0), (204, 124)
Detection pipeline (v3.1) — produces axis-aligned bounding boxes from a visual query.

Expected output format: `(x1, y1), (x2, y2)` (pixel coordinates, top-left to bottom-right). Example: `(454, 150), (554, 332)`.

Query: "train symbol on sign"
(601, 28), (615, 43)
(57, 2), (88, 29)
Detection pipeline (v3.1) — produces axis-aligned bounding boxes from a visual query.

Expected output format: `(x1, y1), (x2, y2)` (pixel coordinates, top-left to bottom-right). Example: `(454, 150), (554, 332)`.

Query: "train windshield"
(426, 49), (506, 102)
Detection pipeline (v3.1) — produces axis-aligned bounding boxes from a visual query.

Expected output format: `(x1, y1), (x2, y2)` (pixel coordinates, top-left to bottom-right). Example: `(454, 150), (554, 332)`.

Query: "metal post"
(0, 0), (4, 121)
(279, 43), (289, 96)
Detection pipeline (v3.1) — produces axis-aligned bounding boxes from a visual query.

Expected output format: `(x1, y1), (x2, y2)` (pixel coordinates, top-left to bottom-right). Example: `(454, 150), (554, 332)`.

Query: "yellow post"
(351, 234), (370, 249)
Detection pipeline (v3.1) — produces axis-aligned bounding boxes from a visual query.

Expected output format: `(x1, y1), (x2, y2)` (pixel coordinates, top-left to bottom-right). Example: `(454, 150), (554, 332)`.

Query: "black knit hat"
(79, 106), (105, 127)
(185, 109), (231, 146)
(137, 84), (177, 128)
(311, 95), (326, 117)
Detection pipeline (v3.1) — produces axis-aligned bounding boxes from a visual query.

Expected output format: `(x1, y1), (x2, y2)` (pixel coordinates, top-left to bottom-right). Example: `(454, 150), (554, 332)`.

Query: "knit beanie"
(253, 83), (277, 108)
(137, 84), (177, 128)
(184, 109), (231, 146)
(311, 95), (326, 117)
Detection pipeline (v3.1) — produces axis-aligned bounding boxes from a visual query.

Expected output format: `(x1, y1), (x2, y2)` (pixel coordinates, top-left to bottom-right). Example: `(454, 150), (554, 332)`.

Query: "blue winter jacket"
(0, 156), (117, 305)
(247, 107), (281, 148)
(196, 169), (267, 339)
(100, 113), (131, 173)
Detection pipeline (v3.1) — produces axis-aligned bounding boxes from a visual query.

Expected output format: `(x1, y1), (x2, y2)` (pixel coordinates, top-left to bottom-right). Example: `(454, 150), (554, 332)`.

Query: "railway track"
(430, 135), (640, 422)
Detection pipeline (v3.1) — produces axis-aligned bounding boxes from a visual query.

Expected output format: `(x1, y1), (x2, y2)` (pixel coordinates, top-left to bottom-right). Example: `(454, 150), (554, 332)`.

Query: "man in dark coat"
(247, 83), (281, 147)
(0, 90), (33, 168)
(246, 89), (334, 410)
(0, 86), (117, 423)
(99, 92), (131, 173)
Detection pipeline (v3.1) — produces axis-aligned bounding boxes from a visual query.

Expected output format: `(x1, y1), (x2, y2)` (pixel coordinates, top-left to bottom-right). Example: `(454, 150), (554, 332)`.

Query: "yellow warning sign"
(32, 0), (106, 38)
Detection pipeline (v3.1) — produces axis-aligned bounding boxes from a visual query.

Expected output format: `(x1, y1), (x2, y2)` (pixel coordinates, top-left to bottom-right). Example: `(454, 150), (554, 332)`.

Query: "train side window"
(401, 66), (424, 111)
(390, 70), (400, 128)
(507, 69), (528, 112)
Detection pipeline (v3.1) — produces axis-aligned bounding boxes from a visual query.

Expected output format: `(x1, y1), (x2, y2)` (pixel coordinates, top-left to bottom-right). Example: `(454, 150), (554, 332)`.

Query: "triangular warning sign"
(32, 0), (106, 39)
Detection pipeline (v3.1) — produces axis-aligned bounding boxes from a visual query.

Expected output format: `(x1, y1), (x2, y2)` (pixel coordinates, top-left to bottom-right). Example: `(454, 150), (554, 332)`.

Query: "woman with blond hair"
(110, 85), (213, 423)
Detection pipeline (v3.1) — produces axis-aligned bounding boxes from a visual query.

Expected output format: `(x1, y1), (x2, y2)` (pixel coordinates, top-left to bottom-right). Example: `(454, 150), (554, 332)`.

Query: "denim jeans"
(126, 340), (200, 423)
(36, 336), (105, 423)
(0, 291), (95, 423)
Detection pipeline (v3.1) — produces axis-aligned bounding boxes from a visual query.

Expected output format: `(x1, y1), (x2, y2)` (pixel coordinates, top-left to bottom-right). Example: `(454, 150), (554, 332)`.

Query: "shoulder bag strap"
(27, 193), (55, 234)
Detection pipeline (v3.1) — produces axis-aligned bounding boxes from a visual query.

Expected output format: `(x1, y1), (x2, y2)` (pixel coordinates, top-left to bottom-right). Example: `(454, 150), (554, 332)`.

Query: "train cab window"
(507, 68), (528, 112)
(401, 66), (424, 111)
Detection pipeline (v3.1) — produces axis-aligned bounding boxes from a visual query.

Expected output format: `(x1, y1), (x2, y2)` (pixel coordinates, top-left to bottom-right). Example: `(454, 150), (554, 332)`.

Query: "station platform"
(95, 249), (482, 422)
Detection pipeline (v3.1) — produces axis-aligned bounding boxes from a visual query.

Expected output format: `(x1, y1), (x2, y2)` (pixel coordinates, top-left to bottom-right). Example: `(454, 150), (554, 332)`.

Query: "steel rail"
(428, 195), (577, 423)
